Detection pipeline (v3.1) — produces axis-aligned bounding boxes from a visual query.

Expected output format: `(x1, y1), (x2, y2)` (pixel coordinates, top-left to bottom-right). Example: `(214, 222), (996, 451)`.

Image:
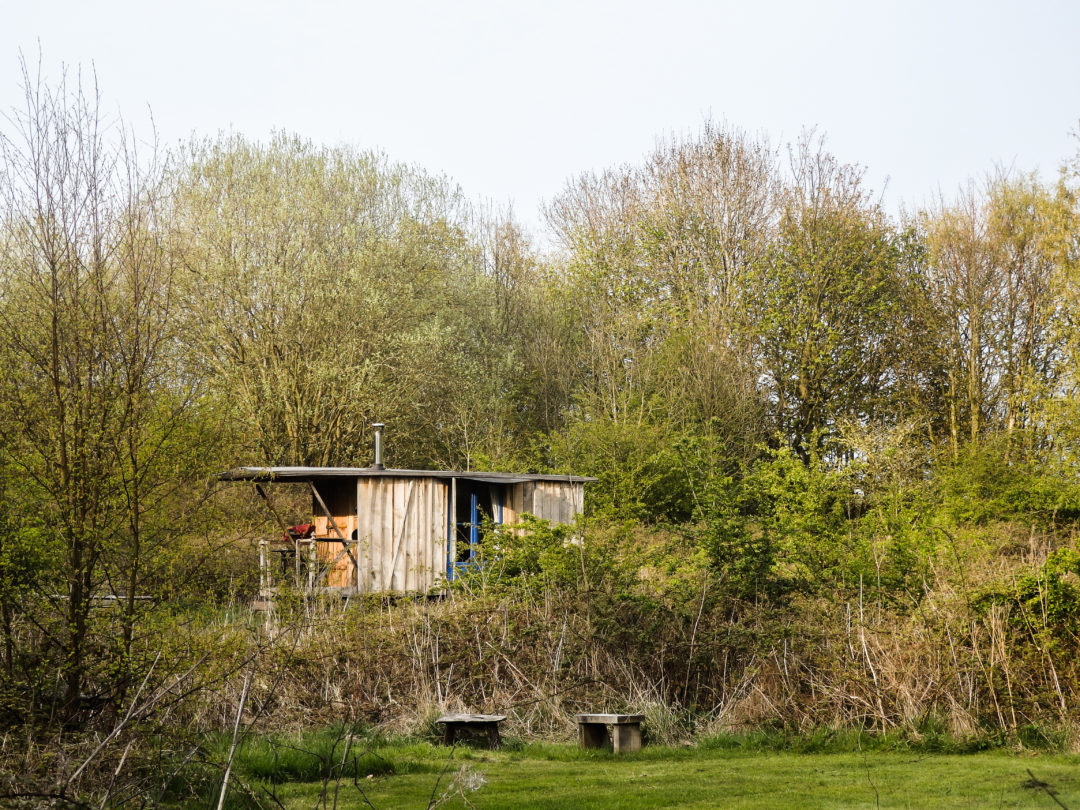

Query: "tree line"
(3, 60), (1080, 803)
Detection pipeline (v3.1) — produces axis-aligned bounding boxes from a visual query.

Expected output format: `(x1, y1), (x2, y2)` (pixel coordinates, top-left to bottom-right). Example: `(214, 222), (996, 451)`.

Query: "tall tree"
(746, 137), (909, 462)
(544, 123), (776, 518)
(171, 135), (488, 469)
(0, 62), (211, 724)
(547, 123), (775, 440)
(919, 173), (1074, 458)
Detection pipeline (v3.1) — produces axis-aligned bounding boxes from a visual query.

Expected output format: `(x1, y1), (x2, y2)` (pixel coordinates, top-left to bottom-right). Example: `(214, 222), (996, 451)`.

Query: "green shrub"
(942, 440), (1080, 527)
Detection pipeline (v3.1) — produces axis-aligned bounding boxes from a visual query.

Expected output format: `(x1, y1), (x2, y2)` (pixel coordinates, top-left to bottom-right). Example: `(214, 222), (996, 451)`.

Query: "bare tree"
(0, 56), (209, 726)
(546, 122), (776, 444)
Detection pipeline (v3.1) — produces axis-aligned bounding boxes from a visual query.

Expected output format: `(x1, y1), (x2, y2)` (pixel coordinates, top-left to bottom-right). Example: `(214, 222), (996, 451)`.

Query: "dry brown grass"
(183, 524), (1080, 749)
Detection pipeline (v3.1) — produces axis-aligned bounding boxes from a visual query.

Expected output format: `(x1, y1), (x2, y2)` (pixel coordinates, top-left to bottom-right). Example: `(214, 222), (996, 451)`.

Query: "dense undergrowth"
(3, 440), (1080, 809)
(6, 443), (1080, 807)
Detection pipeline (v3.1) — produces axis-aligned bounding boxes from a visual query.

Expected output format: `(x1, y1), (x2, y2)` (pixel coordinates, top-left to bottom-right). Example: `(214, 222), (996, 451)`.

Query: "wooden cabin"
(219, 466), (594, 596)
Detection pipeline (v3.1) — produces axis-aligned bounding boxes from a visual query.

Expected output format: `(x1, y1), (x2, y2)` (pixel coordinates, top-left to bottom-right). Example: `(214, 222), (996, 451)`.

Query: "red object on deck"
(283, 523), (315, 541)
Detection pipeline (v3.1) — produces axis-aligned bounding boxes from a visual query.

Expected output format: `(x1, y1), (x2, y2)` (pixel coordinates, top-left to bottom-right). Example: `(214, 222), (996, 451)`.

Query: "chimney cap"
(371, 423), (385, 470)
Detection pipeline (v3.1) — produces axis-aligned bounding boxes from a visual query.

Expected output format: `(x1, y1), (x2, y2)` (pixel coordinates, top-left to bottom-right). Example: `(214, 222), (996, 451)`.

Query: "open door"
(448, 479), (503, 578)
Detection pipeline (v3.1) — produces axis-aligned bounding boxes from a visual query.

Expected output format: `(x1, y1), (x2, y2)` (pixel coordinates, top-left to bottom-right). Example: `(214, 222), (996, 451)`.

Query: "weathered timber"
(224, 467), (594, 596)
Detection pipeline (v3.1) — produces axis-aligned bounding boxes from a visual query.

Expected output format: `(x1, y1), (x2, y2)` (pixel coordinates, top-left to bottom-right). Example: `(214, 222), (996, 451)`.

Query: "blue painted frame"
(448, 484), (502, 579)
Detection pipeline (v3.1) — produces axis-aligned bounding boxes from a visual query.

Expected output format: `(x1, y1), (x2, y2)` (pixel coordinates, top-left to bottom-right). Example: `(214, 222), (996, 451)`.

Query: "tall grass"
(175, 517), (1080, 754)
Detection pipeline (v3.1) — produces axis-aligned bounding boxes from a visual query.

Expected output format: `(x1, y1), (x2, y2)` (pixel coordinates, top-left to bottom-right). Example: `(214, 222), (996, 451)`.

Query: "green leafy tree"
(544, 123), (776, 519)
(172, 134), (495, 468)
(746, 137), (911, 462)
(918, 173), (1074, 458)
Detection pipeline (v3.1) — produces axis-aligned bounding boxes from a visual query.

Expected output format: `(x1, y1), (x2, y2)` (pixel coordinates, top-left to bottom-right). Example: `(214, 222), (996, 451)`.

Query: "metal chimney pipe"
(371, 423), (385, 470)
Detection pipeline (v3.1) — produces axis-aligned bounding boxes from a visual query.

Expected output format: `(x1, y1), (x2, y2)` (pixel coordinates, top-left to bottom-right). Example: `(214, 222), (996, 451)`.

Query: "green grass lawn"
(248, 741), (1080, 809)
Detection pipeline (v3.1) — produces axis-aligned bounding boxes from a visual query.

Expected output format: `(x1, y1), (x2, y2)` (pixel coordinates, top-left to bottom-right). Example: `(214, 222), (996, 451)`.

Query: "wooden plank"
(410, 479), (422, 589)
(436, 714), (507, 722)
(423, 478), (435, 589)
(433, 481), (446, 586)
(383, 479), (397, 589)
(430, 480), (439, 585)
(520, 482), (534, 519)
(389, 479), (417, 590)
(559, 483), (571, 524)
(420, 480), (429, 586)
(412, 479), (422, 591)
(354, 482), (362, 590)
(537, 482), (550, 521)
(440, 482), (449, 584)
(613, 723), (642, 753)
(310, 482), (358, 586)
(362, 477), (379, 592)
(386, 480), (395, 588)
(401, 481), (412, 591)
(382, 478), (392, 590)
(544, 482), (571, 525)
(367, 477), (380, 592)
(432, 479), (441, 587)
(505, 482), (523, 531)
(428, 481), (436, 588)
(375, 478), (385, 590)
(355, 479), (368, 591)
(575, 714), (644, 723)
(372, 478), (384, 591)
(341, 514), (357, 586)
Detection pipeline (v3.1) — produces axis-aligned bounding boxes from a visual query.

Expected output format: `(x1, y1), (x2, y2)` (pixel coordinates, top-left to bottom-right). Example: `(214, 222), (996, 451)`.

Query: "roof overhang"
(217, 466), (597, 485)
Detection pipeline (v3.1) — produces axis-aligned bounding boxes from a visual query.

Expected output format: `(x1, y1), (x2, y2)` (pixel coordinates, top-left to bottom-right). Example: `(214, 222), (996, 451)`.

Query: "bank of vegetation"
(3, 62), (1080, 806)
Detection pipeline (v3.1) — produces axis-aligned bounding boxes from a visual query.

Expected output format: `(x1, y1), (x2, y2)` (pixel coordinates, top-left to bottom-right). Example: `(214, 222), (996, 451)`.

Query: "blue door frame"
(448, 485), (501, 580)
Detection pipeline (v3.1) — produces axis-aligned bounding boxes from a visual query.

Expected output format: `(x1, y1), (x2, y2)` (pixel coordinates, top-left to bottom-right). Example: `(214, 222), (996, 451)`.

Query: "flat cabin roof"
(217, 466), (597, 485)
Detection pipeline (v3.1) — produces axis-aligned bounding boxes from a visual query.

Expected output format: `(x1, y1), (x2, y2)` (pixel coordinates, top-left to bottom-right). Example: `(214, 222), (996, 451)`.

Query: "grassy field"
(228, 736), (1080, 809)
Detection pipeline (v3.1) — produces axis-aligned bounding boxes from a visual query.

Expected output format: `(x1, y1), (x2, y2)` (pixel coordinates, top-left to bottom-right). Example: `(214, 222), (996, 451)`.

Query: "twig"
(351, 770), (381, 809)
(98, 738), (133, 810)
(216, 659), (256, 810)
(66, 651), (162, 787)
(683, 570), (709, 700)
(330, 721), (362, 810)
(425, 745), (457, 810)
(150, 743), (201, 809)
(258, 784), (288, 810)
(1026, 769), (1069, 810)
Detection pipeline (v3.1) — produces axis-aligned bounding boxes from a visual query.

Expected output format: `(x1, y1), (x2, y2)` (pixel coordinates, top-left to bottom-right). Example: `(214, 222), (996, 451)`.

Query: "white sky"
(3, 0), (1078, 239)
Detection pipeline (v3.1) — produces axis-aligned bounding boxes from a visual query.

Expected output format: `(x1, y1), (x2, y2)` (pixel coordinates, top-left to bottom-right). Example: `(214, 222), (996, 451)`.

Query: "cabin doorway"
(451, 480), (503, 575)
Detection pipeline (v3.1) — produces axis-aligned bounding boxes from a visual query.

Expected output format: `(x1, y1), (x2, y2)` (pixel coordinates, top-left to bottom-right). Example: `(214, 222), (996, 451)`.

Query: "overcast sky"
(3, 0), (1078, 238)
